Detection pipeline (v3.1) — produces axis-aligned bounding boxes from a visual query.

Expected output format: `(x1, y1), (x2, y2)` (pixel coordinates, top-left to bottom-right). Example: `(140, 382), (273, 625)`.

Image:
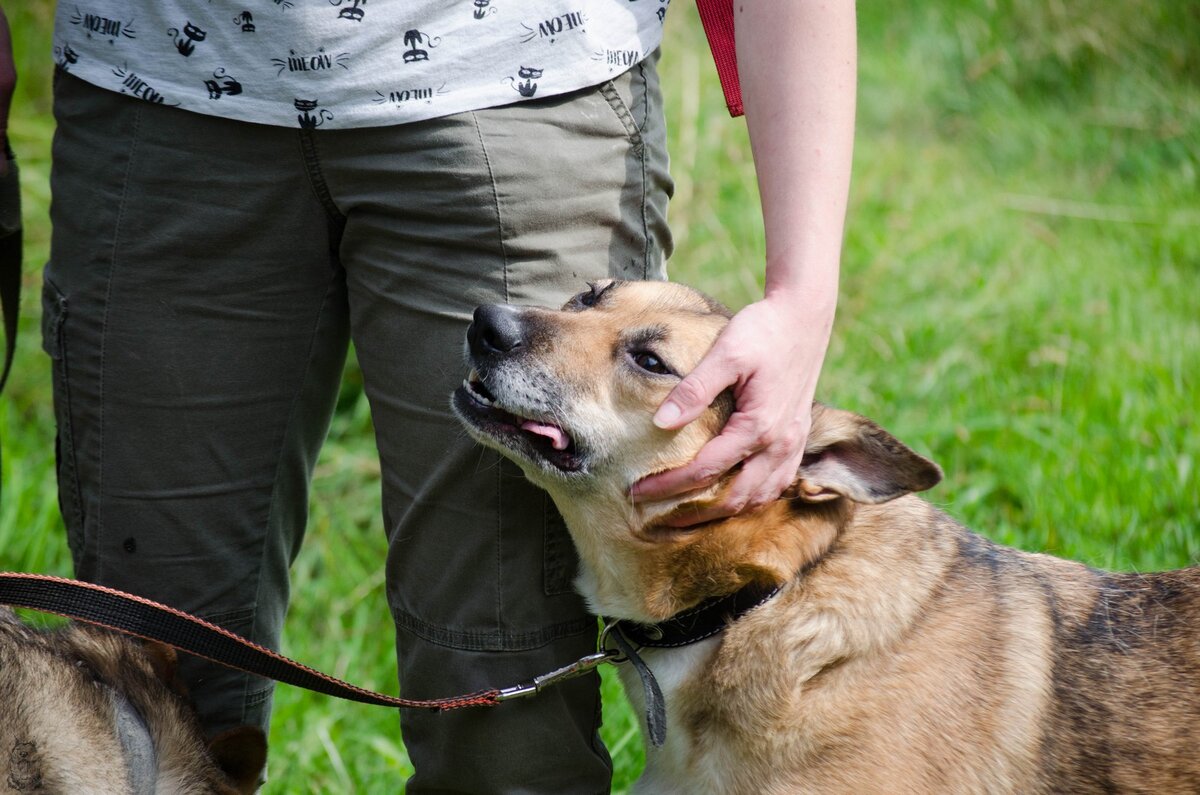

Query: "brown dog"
(453, 279), (1200, 794)
(0, 608), (265, 794)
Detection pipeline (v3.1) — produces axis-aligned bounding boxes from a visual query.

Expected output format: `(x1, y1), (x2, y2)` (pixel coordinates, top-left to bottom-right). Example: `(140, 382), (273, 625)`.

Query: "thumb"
(653, 356), (734, 430)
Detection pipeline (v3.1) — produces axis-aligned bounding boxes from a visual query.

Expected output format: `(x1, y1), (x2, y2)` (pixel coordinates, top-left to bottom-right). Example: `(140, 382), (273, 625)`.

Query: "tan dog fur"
(454, 279), (1200, 794)
(0, 609), (265, 794)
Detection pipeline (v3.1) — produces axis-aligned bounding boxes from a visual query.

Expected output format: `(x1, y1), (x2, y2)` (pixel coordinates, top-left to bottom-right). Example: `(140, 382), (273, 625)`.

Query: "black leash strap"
(0, 143), (19, 395)
(0, 145), (21, 514)
(0, 572), (504, 711)
(605, 624), (668, 748)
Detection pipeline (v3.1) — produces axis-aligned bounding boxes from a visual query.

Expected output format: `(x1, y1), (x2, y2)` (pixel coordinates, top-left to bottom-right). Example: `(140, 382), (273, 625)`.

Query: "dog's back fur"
(0, 608), (264, 794)
(674, 494), (1200, 793)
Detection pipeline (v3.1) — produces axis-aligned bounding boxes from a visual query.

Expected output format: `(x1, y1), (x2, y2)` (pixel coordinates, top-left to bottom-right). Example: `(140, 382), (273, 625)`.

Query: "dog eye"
(568, 289), (596, 310)
(72, 655), (103, 684)
(572, 281), (613, 309)
(579, 285), (604, 307)
(631, 351), (671, 375)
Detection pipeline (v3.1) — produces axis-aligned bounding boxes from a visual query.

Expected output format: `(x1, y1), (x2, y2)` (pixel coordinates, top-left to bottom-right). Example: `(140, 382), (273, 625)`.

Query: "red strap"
(695, 0), (744, 117)
(0, 572), (501, 711)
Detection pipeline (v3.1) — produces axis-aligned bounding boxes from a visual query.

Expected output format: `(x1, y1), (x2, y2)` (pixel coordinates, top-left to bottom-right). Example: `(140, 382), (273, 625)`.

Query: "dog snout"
(468, 304), (527, 358)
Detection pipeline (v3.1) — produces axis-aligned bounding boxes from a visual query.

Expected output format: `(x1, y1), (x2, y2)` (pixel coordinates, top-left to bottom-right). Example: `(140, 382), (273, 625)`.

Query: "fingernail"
(653, 401), (681, 428)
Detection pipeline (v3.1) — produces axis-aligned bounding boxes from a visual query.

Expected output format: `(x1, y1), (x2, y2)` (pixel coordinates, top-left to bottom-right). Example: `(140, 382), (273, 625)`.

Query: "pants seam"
(639, 61), (651, 279)
(42, 284), (86, 551)
(470, 110), (509, 632)
(297, 131), (346, 223)
(588, 670), (611, 782)
(598, 80), (643, 146)
(243, 265), (344, 724)
(469, 111), (510, 302)
(496, 461), (504, 630)
(95, 100), (143, 566)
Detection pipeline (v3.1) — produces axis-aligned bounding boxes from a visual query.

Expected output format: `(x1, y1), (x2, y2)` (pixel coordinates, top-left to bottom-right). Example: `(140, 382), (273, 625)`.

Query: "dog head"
(453, 280), (942, 620)
(454, 280), (731, 490)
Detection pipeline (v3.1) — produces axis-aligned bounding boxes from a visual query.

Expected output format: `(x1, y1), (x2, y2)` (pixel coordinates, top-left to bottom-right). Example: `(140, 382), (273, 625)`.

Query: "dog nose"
(468, 304), (526, 356)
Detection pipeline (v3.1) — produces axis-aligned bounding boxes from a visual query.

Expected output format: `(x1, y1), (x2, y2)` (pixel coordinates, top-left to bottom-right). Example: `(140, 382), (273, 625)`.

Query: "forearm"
(735, 0), (856, 310)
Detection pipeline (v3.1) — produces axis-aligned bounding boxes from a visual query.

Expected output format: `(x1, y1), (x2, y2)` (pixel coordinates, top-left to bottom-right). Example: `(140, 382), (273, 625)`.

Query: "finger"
(664, 421), (807, 526)
(659, 450), (801, 528)
(652, 351), (738, 430)
(729, 448), (805, 511)
(657, 500), (740, 528)
(630, 424), (757, 501)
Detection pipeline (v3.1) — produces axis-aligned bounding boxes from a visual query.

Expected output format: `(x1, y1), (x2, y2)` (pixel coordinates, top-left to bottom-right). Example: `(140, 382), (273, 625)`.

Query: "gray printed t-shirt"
(52, 0), (670, 129)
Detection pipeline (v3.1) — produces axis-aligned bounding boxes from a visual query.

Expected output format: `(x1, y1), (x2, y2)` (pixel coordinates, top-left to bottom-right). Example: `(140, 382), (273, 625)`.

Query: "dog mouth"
(453, 372), (586, 474)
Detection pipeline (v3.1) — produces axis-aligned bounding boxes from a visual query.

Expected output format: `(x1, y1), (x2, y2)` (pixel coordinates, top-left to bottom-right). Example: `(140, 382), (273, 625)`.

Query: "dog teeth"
(465, 379), (493, 406)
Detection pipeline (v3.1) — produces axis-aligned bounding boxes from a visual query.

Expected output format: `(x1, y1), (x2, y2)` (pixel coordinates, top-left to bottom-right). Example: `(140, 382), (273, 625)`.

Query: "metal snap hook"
(598, 619), (629, 664)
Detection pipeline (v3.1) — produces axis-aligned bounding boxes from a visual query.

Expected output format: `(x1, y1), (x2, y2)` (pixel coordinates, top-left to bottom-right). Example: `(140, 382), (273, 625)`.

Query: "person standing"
(5, 1), (854, 790)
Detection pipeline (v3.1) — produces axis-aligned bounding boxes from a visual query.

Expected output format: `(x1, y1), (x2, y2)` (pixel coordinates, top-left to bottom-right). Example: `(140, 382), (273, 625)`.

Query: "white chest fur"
(617, 637), (736, 795)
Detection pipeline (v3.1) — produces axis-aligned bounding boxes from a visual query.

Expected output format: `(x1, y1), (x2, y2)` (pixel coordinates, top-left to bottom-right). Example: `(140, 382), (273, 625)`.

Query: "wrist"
(763, 266), (839, 319)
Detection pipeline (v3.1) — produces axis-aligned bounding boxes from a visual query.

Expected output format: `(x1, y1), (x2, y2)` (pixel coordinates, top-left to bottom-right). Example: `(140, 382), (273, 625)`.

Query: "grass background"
(2, 1), (1198, 791)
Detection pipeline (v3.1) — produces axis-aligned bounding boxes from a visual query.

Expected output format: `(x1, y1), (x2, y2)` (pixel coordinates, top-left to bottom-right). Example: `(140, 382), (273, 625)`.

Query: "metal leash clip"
(494, 648), (621, 702)
(597, 618), (629, 664)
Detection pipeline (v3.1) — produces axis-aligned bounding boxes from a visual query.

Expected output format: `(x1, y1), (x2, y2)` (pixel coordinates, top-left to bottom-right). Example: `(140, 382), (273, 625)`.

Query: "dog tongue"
(521, 420), (570, 451)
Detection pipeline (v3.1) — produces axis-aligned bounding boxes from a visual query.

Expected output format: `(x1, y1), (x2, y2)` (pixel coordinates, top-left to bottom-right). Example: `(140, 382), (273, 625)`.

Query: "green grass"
(2, 2), (1198, 791)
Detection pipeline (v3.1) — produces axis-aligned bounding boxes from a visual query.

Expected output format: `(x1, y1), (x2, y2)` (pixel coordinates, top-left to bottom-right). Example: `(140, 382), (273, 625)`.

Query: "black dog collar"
(610, 579), (783, 649)
(601, 580), (784, 748)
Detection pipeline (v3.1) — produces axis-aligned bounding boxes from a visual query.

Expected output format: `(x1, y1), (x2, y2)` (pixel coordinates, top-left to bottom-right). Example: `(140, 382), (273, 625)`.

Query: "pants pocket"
(597, 77), (644, 147)
(41, 277), (86, 561)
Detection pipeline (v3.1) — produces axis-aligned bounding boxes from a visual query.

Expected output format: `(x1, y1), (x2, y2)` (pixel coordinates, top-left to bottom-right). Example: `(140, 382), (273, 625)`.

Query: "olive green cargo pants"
(44, 59), (671, 793)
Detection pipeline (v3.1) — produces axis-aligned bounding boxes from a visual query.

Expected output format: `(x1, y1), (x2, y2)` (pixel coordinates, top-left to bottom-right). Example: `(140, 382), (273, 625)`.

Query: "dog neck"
(557, 492), (848, 624)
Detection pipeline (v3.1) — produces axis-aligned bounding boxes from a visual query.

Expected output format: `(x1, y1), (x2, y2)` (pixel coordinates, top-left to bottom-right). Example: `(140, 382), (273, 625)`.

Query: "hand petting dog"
(631, 289), (834, 526)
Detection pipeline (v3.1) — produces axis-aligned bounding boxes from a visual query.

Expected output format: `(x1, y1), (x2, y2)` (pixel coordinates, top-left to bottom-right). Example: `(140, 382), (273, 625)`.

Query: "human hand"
(629, 289), (833, 526)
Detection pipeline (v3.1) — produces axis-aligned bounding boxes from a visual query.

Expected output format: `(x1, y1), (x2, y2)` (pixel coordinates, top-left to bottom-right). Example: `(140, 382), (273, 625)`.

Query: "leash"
(0, 571), (785, 745)
(0, 144), (21, 513)
(0, 572), (619, 712)
(0, 143), (18, 395)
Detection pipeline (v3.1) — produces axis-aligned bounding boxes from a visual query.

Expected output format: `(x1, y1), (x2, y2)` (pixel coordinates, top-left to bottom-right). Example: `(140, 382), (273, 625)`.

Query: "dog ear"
(208, 726), (268, 795)
(138, 639), (195, 699)
(140, 640), (179, 683)
(788, 404), (942, 504)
